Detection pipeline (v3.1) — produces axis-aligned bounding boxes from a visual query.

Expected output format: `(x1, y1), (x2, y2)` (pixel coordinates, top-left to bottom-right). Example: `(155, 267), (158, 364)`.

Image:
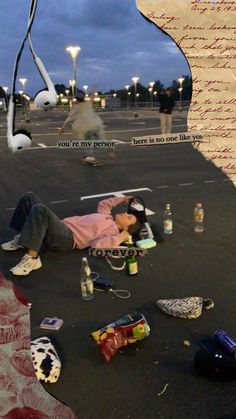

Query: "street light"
(178, 87), (183, 111)
(178, 77), (184, 111)
(125, 85), (129, 108)
(19, 78), (27, 93)
(83, 85), (88, 94)
(149, 81), (155, 108)
(3, 87), (8, 110)
(153, 91), (157, 106)
(132, 76), (139, 108)
(66, 46), (81, 96)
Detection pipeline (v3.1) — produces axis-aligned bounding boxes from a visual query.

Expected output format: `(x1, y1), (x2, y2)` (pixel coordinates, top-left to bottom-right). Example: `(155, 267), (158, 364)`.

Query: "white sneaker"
(10, 254), (42, 276)
(83, 156), (96, 163)
(1, 234), (23, 251)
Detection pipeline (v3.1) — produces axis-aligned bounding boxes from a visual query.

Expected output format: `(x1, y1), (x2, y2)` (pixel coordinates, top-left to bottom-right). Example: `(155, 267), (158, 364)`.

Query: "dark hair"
(128, 219), (141, 240)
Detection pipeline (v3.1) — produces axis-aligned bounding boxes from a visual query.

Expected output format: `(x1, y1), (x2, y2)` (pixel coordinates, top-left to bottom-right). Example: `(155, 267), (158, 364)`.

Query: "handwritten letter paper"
(136, 0), (236, 185)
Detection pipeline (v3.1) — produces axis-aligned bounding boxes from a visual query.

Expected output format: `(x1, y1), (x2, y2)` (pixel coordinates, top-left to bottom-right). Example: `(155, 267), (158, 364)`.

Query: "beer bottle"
(126, 235), (138, 276)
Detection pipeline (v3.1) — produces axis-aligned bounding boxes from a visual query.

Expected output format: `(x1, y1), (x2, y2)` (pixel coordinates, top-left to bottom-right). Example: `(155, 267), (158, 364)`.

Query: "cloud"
(0, 0), (190, 93)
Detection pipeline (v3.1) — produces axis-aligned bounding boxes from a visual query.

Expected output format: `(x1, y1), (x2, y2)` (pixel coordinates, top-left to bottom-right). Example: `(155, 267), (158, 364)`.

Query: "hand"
(124, 196), (134, 203)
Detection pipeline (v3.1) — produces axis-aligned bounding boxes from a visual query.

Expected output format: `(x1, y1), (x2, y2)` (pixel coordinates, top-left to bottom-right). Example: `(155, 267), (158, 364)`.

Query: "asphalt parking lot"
(0, 108), (236, 419)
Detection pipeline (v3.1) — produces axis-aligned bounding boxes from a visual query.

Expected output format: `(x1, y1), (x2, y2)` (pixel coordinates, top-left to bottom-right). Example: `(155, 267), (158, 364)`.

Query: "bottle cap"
(196, 203), (202, 208)
(82, 257), (87, 262)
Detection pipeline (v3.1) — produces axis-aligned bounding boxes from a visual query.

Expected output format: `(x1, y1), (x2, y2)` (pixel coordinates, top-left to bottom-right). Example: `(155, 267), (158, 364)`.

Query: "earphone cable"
(11, 0), (38, 98)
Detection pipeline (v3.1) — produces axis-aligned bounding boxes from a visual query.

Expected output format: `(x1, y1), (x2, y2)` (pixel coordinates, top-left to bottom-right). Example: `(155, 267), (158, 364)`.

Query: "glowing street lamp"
(83, 85), (88, 94)
(149, 81), (155, 108)
(66, 46), (81, 96)
(19, 78), (27, 93)
(132, 76), (139, 107)
(178, 77), (184, 111)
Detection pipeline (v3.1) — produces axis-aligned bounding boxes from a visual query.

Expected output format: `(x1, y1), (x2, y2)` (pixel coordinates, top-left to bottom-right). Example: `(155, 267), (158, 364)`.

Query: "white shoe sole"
(1, 243), (23, 251)
(10, 259), (42, 276)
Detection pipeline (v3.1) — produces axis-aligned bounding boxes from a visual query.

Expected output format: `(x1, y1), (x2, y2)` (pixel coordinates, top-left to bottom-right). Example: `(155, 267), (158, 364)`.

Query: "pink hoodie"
(63, 197), (125, 249)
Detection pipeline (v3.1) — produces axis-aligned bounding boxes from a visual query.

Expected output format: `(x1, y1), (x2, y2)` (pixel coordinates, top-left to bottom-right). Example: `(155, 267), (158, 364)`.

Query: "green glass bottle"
(126, 235), (138, 276)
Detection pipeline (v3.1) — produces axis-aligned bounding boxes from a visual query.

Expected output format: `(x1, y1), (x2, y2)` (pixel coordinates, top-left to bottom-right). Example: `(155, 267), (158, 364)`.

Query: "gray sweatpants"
(9, 192), (74, 253)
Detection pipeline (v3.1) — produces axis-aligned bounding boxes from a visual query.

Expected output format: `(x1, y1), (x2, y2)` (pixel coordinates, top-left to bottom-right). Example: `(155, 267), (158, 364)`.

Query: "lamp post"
(125, 85), (129, 108)
(69, 79), (76, 98)
(153, 90), (157, 106)
(19, 78), (27, 93)
(66, 46), (81, 96)
(149, 82), (155, 108)
(178, 77), (184, 111)
(3, 86), (8, 110)
(132, 76), (139, 108)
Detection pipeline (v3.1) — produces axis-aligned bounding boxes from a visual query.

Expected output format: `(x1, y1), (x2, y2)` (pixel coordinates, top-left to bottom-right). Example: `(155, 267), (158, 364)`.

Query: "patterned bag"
(156, 297), (214, 319)
(31, 336), (61, 383)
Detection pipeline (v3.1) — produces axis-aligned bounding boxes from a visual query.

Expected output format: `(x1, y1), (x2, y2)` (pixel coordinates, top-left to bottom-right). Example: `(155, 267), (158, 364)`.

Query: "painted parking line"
(37, 143), (47, 148)
(179, 182), (194, 186)
(80, 187), (152, 201)
(157, 185), (169, 189)
(50, 199), (69, 204)
(129, 122), (147, 125)
(0, 124), (187, 140)
(204, 180), (216, 184)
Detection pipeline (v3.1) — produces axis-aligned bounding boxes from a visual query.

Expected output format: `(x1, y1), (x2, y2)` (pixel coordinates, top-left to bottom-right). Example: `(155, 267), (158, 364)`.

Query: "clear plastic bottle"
(194, 203), (204, 233)
(126, 235), (138, 275)
(163, 204), (173, 235)
(80, 257), (94, 301)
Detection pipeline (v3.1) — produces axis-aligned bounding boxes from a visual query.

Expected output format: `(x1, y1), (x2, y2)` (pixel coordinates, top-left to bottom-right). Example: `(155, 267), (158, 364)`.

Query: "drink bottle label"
(194, 211), (204, 223)
(128, 261), (138, 275)
(164, 220), (172, 232)
(81, 280), (94, 296)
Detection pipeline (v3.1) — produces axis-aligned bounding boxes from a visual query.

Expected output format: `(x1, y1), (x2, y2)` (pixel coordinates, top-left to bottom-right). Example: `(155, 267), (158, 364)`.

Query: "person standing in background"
(159, 88), (175, 134)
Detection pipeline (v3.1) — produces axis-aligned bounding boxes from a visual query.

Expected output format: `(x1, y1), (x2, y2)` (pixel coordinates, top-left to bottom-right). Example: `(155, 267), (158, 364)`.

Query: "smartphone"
(93, 278), (114, 290)
(40, 317), (64, 330)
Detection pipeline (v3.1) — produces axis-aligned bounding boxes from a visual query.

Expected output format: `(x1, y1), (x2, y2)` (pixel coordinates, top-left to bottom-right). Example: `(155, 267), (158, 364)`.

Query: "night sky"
(0, 0), (191, 95)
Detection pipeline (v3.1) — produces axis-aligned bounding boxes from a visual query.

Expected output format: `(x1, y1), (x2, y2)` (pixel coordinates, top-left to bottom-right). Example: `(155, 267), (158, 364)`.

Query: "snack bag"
(91, 311), (150, 362)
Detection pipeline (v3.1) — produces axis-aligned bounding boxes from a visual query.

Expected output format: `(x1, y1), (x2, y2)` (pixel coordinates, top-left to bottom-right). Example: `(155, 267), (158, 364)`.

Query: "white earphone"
(33, 56), (58, 109)
(7, 0), (58, 152)
(7, 0), (38, 152)
(28, 16), (58, 110)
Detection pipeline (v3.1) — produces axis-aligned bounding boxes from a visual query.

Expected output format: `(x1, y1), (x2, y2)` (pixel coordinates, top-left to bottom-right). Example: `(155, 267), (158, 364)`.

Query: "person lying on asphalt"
(1, 192), (140, 276)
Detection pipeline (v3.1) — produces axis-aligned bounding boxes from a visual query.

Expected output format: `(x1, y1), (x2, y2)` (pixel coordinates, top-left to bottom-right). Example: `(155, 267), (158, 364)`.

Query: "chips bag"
(91, 311), (150, 362)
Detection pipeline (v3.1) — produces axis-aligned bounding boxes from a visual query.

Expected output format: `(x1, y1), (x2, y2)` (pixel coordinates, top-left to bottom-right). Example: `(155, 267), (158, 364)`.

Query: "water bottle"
(126, 235), (138, 275)
(194, 203), (204, 233)
(214, 329), (236, 358)
(80, 257), (94, 301)
(163, 204), (173, 234)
